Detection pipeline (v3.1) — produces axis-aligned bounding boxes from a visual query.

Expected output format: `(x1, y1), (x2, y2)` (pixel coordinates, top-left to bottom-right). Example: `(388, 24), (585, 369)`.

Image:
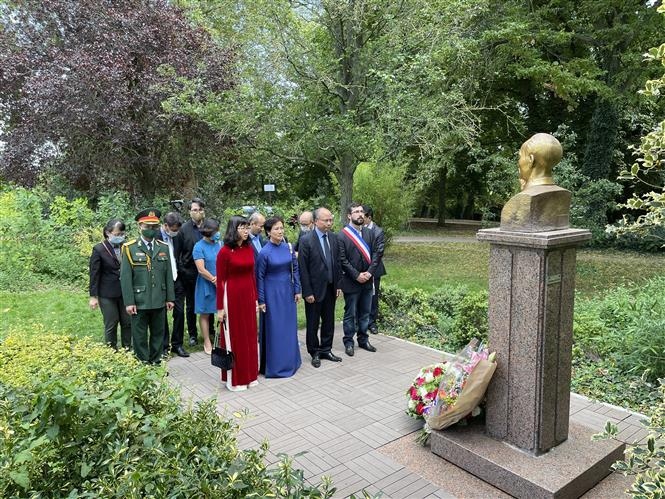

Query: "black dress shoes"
(369, 326), (378, 334)
(188, 336), (198, 347)
(358, 342), (377, 352)
(311, 354), (321, 368)
(172, 346), (190, 358)
(320, 351), (342, 362)
(345, 345), (355, 357)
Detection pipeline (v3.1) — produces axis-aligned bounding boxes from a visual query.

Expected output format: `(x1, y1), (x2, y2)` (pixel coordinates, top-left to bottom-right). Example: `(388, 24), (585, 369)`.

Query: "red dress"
(216, 243), (259, 387)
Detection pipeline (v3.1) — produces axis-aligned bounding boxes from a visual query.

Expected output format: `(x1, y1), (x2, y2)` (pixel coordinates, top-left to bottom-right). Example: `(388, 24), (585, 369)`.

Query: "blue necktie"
(322, 234), (333, 283)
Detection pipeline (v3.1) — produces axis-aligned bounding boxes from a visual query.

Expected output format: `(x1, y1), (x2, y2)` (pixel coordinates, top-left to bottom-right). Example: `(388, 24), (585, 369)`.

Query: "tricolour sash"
(342, 226), (371, 264)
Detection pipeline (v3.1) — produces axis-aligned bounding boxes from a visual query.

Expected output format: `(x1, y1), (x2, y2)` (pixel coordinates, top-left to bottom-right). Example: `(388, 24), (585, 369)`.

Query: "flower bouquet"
(405, 363), (448, 419)
(407, 339), (497, 444)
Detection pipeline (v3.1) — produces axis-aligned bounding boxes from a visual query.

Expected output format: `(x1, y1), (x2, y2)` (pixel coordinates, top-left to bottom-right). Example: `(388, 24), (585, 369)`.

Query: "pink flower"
(416, 377), (425, 386)
(410, 387), (419, 400)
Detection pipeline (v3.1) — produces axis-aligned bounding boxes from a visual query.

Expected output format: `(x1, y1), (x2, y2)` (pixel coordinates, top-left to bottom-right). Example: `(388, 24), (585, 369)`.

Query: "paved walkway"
(167, 330), (649, 498)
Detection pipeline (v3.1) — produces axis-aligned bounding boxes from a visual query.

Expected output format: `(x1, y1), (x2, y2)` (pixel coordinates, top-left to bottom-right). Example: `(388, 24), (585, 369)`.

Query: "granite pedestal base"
(430, 421), (625, 499)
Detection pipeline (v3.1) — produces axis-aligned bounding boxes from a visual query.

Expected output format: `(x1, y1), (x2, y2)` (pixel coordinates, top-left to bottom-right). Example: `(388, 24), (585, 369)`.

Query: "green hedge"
(379, 279), (665, 416)
(0, 329), (333, 497)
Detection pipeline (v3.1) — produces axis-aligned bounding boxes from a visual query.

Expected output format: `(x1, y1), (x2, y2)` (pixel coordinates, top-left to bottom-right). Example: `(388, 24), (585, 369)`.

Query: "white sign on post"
(263, 184), (275, 192)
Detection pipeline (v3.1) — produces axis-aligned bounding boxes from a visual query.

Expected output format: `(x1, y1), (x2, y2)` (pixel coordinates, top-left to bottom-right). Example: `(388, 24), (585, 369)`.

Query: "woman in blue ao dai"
(256, 216), (302, 377)
(193, 218), (222, 355)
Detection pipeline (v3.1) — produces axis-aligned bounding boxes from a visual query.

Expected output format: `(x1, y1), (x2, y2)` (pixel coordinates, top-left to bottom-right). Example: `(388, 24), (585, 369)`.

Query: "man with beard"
(338, 203), (380, 356)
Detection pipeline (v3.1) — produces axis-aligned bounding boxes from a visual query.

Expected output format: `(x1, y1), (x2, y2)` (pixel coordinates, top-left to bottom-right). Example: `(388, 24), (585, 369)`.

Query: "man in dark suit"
(338, 202), (380, 356)
(248, 211), (266, 259)
(362, 205), (386, 334)
(298, 207), (343, 368)
(173, 198), (205, 346)
(293, 210), (313, 254)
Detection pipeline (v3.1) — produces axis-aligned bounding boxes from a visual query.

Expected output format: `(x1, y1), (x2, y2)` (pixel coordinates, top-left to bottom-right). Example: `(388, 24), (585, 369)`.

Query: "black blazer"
(338, 226), (380, 294)
(173, 220), (201, 280)
(297, 230), (341, 302)
(89, 241), (122, 299)
(368, 223), (387, 278)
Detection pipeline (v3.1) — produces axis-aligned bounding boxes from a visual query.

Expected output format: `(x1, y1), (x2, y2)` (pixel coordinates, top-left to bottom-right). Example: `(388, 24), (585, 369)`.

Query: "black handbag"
(211, 321), (234, 370)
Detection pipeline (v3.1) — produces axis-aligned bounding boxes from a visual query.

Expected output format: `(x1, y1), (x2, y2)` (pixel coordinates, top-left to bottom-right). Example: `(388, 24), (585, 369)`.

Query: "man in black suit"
(248, 211), (266, 259)
(338, 202), (380, 356)
(363, 205), (386, 334)
(173, 198), (205, 346)
(298, 207), (343, 368)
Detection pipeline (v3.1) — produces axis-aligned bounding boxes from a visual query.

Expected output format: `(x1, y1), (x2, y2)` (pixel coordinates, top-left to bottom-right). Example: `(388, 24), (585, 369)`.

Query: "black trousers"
(176, 272), (199, 340)
(305, 282), (336, 356)
(368, 275), (382, 330)
(99, 296), (132, 350)
(164, 278), (186, 350)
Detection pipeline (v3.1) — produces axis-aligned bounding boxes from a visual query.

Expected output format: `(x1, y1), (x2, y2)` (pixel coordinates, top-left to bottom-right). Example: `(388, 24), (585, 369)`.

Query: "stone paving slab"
(168, 328), (649, 498)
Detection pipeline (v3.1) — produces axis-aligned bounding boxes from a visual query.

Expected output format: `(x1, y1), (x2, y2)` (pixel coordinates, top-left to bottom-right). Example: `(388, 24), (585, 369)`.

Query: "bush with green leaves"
(378, 284), (488, 351)
(0, 329), (333, 498)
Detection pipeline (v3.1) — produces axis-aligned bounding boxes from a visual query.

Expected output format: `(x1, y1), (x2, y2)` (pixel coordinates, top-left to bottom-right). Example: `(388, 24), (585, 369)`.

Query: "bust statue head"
(518, 133), (563, 190)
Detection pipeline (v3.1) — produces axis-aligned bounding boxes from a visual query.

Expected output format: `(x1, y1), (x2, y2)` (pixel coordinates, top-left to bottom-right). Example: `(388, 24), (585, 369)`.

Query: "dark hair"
(103, 218), (125, 239)
(164, 212), (183, 227)
(263, 216), (284, 236)
(200, 218), (220, 238)
(362, 205), (373, 218)
(188, 197), (205, 210)
(346, 202), (364, 215)
(223, 216), (249, 247)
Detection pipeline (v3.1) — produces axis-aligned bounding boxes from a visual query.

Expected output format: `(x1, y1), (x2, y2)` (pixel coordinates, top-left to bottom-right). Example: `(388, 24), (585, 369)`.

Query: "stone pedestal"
(430, 227), (625, 499)
(477, 227), (591, 455)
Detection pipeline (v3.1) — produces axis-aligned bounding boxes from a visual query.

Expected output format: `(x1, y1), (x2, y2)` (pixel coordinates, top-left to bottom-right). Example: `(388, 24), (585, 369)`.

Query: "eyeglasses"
(350, 209), (365, 215)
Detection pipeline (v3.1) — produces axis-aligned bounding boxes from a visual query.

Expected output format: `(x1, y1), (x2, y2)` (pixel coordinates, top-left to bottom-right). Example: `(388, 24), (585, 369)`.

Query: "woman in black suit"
(89, 218), (132, 349)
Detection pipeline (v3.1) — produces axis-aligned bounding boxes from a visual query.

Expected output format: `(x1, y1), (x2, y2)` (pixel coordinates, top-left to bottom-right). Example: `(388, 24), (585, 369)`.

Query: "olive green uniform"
(120, 238), (175, 363)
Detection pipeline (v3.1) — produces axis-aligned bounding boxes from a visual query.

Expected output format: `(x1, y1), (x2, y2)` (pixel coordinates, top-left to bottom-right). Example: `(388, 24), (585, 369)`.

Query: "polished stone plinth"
(430, 421), (625, 499)
(477, 227), (592, 455)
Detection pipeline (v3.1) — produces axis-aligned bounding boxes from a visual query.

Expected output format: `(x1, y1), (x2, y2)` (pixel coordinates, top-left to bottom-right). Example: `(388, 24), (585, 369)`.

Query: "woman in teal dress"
(256, 216), (302, 377)
(193, 218), (221, 354)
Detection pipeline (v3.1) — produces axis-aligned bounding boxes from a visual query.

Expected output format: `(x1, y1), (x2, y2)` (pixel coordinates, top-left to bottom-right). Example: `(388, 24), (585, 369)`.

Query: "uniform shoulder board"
(123, 239), (137, 247)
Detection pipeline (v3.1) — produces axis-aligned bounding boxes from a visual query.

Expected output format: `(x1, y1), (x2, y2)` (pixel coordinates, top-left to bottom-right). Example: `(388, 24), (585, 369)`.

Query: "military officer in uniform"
(121, 209), (175, 363)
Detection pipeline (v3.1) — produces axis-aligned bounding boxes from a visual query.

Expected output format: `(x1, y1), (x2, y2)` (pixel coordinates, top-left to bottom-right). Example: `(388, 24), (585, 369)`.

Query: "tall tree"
(0, 0), (235, 200)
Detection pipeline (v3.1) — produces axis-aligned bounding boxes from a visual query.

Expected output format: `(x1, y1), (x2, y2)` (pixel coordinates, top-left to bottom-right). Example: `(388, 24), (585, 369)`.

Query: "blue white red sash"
(342, 225), (371, 264)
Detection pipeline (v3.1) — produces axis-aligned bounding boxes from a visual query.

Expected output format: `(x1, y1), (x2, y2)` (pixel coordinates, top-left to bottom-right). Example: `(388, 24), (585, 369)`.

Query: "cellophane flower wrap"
(425, 339), (496, 431)
(408, 339), (497, 445)
(405, 363), (447, 419)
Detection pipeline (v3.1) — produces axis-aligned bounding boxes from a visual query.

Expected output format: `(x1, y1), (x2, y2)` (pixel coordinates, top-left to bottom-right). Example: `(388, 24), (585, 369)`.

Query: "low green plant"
(595, 382), (665, 498)
(0, 329), (333, 497)
(447, 290), (489, 349)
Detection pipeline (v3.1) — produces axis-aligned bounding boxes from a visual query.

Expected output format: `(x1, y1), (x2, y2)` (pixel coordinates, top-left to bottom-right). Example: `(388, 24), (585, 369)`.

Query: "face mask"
(191, 212), (204, 222)
(300, 224), (311, 232)
(211, 232), (220, 242)
(108, 235), (125, 246)
(166, 230), (179, 238)
(141, 229), (157, 239)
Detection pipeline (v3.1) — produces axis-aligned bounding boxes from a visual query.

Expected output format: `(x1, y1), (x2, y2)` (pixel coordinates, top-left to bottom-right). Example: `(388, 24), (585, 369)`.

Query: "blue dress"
(193, 239), (221, 314)
(256, 241), (302, 378)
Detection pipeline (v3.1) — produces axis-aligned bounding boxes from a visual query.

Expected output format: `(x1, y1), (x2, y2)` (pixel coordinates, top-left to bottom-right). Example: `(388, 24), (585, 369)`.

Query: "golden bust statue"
(500, 133), (571, 232)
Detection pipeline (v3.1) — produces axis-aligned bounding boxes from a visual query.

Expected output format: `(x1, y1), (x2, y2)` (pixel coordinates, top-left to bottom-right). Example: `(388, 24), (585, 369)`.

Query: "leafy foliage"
(0, 330), (334, 497)
(0, 0), (235, 200)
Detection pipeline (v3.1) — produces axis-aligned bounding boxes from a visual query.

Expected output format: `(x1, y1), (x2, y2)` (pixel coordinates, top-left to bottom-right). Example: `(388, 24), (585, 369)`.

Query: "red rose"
(416, 402), (424, 415)
(410, 387), (419, 400)
(433, 367), (443, 377)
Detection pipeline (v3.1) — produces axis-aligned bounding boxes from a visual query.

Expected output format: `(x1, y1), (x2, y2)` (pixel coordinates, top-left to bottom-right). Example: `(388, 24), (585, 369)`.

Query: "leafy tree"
(173, 0), (481, 217)
(608, 4), (665, 248)
(0, 0), (235, 200)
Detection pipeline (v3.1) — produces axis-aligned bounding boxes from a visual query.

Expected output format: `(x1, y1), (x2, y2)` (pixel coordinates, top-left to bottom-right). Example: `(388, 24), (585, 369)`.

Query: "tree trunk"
(437, 167), (447, 226)
(337, 152), (356, 222)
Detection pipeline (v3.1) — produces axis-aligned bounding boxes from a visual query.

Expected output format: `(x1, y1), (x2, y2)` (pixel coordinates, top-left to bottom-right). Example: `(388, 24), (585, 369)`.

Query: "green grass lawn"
(384, 242), (665, 298)
(2, 242), (663, 341)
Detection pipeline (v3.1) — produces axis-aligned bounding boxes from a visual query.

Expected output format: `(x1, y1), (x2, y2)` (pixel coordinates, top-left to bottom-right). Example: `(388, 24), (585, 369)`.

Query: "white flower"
(418, 386), (428, 398)
(424, 372), (434, 383)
